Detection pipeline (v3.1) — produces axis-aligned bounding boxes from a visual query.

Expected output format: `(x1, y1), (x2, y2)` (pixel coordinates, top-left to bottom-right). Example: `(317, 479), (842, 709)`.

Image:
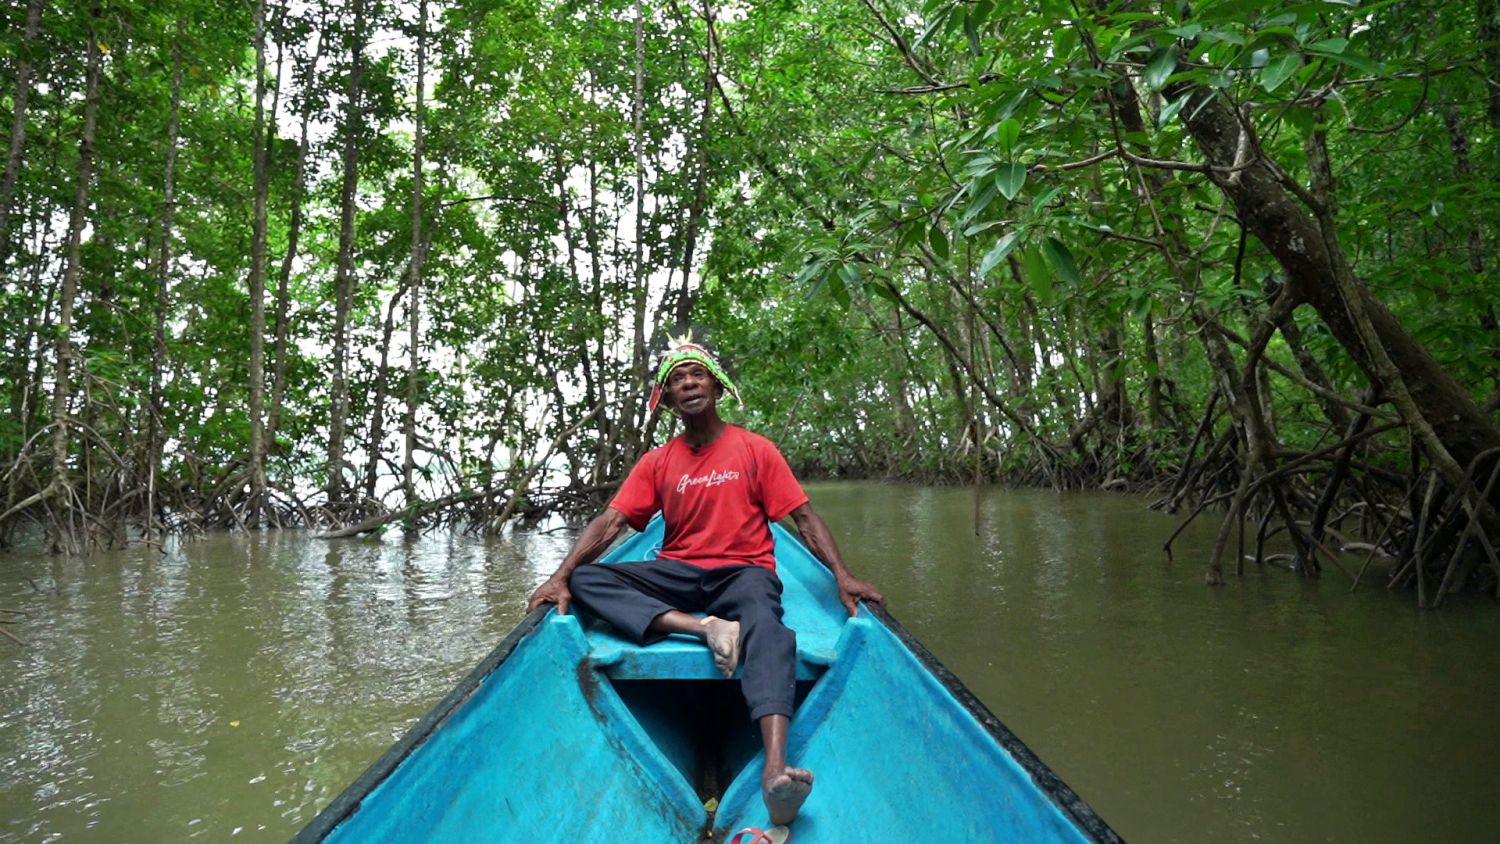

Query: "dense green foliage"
(2, 0), (1498, 595)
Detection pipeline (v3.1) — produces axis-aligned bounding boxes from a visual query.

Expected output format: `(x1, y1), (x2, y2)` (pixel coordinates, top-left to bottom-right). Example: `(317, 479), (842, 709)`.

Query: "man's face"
(664, 362), (720, 416)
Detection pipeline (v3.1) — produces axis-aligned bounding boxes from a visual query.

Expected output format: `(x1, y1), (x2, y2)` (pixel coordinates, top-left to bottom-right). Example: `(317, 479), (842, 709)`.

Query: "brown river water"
(2, 483), (1498, 842)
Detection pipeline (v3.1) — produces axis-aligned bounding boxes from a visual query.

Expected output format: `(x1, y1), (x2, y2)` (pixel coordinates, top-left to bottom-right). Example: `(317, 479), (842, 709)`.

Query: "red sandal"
(728, 826), (792, 844)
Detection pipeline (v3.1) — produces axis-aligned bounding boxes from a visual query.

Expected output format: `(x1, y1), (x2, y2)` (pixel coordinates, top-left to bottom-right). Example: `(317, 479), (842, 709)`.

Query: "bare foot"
(699, 616), (741, 679)
(762, 765), (814, 826)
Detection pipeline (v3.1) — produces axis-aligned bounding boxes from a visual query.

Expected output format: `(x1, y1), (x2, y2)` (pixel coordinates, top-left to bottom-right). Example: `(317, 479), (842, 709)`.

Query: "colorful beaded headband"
(648, 337), (741, 415)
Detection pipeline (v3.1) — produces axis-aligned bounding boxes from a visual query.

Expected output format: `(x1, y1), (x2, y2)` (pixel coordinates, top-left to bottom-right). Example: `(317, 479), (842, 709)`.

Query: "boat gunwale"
(290, 607), (549, 843)
(864, 601), (1125, 844)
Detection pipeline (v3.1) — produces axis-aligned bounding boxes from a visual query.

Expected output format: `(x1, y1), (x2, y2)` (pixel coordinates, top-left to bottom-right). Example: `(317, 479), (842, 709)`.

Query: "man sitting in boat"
(526, 337), (884, 830)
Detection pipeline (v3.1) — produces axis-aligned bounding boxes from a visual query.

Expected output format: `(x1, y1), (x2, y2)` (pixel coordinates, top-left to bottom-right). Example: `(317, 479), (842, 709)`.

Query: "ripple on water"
(5, 492), (1500, 842)
(0, 526), (572, 841)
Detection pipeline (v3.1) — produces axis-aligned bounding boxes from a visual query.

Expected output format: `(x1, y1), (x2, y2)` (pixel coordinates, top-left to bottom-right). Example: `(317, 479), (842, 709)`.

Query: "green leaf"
(1053, 25), (1079, 61)
(1251, 25), (1298, 45)
(1022, 247), (1054, 303)
(1168, 24), (1202, 39)
(1106, 28), (1159, 61)
(867, 281), (900, 304)
(979, 231), (1021, 276)
(963, 11), (982, 56)
(959, 179), (999, 226)
(963, 220), (1006, 237)
(806, 269), (832, 300)
(1130, 288), (1154, 321)
(1308, 37), (1347, 55)
(1201, 30), (1247, 47)
(1259, 53), (1300, 92)
(898, 220), (928, 251)
(835, 263), (860, 307)
(1055, 215), (1112, 233)
(1031, 186), (1063, 209)
(963, 153), (998, 178)
(1158, 94), (1190, 127)
(793, 258), (824, 288)
(1041, 236), (1081, 285)
(928, 225), (950, 261)
(1320, 50), (1381, 75)
(1144, 48), (1178, 91)
(914, 9), (953, 51)
(995, 161), (1027, 201)
(1284, 105), (1316, 136)
(990, 89), (1028, 122)
(996, 118), (1020, 155)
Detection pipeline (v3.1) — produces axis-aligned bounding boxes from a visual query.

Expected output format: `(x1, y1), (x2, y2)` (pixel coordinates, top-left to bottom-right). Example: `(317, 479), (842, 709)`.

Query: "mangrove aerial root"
(1152, 380), (1500, 604)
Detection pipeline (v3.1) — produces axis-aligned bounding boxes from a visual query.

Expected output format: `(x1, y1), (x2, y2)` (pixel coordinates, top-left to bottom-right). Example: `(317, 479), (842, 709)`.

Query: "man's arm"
(524, 507), (630, 615)
(788, 502), (885, 616)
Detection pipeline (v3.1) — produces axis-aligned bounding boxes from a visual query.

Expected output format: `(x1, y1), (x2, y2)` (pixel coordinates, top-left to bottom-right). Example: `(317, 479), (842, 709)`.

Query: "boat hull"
(295, 520), (1120, 843)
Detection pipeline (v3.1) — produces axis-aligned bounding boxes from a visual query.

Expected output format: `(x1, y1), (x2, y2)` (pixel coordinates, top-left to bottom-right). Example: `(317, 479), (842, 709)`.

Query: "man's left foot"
(700, 616), (741, 679)
(763, 766), (813, 826)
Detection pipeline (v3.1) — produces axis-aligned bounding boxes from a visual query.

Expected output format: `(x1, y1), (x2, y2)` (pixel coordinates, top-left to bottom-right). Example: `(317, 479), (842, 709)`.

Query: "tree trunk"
(403, 0), (427, 511)
(1069, 321), (1131, 461)
(4, 217), (53, 544)
(1143, 312), (1172, 430)
(1278, 314), (1351, 432)
(268, 9), (328, 445)
(1480, 0), (1500, 128)
(880, 278), (1057, 465)
(1192, 303), (1267, 584)
(1170, 82), (1500, 489)
(328, 0), (367, 507)
(876, 302), (917, 441)
(47, 5), (103, 551)
(675, 0), (714, 327)
(584, 131), (611, 487)
(0, 0), (42, 266)
(944, 355), (980, 462)
(627, 0), (649, 463)
(555, 145), (598, 429)
(927, 246), (1031, 415)
(362, 282), (408, 501)
(7, 191), (49, 438)
(147, 19), (186, 538)
(1439, 96), (1500, 405)
(4, 307), (38, 465)
(246, 0), (271, 525)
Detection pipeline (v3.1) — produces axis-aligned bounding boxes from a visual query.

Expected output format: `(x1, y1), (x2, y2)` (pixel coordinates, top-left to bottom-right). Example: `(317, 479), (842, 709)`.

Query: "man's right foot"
(763, 765), (814, 826)
(700, 616), (741, 679)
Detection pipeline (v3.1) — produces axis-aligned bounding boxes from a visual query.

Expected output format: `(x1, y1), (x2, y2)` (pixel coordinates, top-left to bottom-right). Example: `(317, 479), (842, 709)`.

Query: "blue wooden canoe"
(294, 518), (1121, 842)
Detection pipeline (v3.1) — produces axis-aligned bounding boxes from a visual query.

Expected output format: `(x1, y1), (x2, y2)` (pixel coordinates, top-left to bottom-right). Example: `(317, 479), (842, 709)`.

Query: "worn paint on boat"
(294, 518), (1122, 843)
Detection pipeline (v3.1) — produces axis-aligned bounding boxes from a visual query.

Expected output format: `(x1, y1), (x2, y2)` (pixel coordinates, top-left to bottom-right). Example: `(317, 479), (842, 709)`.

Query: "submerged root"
(0, 608), (26, 647)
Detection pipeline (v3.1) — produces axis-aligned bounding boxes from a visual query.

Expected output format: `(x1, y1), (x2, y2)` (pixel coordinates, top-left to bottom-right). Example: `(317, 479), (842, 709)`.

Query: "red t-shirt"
(608, 425), (809, 571)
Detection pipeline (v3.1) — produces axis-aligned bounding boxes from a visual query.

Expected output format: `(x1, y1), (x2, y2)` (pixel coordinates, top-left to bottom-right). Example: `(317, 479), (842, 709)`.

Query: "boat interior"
(607, 677), (820, 810)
